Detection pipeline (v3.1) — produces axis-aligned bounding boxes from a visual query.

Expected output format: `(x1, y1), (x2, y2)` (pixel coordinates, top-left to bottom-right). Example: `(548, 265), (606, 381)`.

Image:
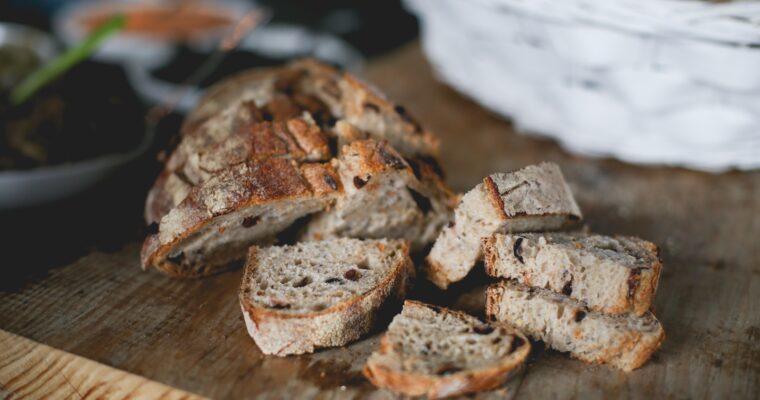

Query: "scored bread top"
(241, 238), (410, 315)
(140, 159), (341, 273)
(146, 59), (441, 225)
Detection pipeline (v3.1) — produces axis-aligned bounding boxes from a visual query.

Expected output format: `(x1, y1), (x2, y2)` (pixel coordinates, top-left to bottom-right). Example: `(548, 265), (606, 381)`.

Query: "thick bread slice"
(486, 281), (665, 372)
(425, 162), (582, 289)
(484, 232), (662, 316)
(363, 300), (530, 399)
(239, 238), (412, 356)
(302, 140), (456, 250)
(141, 159), (341, 278)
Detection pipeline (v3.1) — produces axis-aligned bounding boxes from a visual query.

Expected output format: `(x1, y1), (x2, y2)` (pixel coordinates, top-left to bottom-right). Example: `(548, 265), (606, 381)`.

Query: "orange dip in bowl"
(79, 4), (234, 42)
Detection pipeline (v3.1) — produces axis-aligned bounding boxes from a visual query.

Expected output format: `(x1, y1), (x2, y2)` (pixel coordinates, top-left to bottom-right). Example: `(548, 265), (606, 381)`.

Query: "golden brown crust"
(482, 236), (498, 277)
(147, 60), (445, 225)
(423, 257), (451, 290)
(626, 329), (666, 371)
(238, 240), (412, 355)
(340, 74), (440, 157)
(300, 163), (342, 196)
(483, 176), (509, 221)
(485, 282), (664, 372)
(343, 140), (411, 176)
(633, 242), (662, 316)
(142, 159), (336, 277)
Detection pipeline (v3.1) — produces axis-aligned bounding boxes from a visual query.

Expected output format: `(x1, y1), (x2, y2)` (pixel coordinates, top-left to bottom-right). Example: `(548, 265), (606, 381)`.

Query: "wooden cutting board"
(1, 42), (759, 399)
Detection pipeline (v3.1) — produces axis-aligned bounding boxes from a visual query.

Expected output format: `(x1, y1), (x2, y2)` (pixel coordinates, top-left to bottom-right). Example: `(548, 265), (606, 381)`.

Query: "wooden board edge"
(0, 329), (206, 400)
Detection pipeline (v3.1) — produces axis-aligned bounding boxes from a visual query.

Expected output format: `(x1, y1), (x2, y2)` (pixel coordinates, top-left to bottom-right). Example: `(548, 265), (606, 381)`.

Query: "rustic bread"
(486, 281), (664, 371)
(302, 140), (456, 250)
(141, 159), (341, 277)
(239, 238), (412, 356)
(146, 59), (441, 225)
(363, 300), (530, 399)
(425, 162), (582, 289)
(145, 101), (333, 224)
(192, 59), (439, 157)
(483, 232), (662, 316)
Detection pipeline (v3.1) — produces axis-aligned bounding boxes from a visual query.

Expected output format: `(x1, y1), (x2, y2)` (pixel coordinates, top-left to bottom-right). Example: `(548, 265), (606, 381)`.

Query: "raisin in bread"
(141, 159), (341, 277)
(302, 140), (456, 250)
(483, 232), (662, 316)
(363, 300), (530, 399)
(239, 238), (412, 356)
(486, 281), (664, 371)
(425, 162), (582, 289)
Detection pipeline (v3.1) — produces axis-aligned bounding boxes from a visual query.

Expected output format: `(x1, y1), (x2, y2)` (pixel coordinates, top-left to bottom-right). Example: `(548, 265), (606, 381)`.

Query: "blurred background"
(1, 0), (759, 284)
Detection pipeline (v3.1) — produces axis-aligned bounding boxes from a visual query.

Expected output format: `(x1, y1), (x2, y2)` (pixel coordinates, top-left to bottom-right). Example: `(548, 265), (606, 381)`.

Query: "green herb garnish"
(10, 14), (126, 105)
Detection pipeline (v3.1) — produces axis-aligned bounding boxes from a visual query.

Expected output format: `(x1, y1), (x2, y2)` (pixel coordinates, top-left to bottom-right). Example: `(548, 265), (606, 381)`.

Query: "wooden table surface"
(1, 43), (759, 399)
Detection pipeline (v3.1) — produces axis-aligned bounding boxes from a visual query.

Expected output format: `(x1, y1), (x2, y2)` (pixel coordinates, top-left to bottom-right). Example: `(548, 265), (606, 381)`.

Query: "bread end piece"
(364, 300), (530, 398)
(486, 281), (664, 372)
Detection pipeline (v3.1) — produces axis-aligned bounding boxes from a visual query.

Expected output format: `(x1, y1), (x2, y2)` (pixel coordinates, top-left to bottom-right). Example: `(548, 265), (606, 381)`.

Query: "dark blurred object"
(1, 61), (144, 170)
(247, 0), (418, 57)
(2, 1), (419, 58)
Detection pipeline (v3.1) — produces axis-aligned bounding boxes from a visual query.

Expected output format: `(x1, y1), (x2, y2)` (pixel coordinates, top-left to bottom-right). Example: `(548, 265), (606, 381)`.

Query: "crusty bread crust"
(145, 59), (444, 228)
(141, 160), (340, 278)
(239, 241), (412, 356)
(424, 163), (582, 289)
(483, 233), (662, 316)
(363, 300), (530, 399)
(302, 139), (456, 250)
(486, 282), (664, 371)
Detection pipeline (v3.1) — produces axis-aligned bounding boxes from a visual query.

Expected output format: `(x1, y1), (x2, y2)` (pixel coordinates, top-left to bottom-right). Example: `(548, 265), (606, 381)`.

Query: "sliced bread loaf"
(145, 101), (332, 224)
(425, 162), (582, 289)
(302, 139), (456, 250)
(239, 238), (412, 356)
(363, 300), (530, 399)
(483, 232), (662, 316)
(486, 281), (664, 371)
(141, 159), (341, 278)
(147, 59), (442, 225)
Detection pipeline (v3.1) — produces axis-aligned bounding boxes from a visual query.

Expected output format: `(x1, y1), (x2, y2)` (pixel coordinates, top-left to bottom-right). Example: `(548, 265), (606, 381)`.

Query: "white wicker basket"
(406, 0), (760, 171)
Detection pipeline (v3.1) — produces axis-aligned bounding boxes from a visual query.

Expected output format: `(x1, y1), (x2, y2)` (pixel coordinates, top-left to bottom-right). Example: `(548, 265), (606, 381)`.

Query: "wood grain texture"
(0, 42), (758, 399)
(0, 330), (204, 400)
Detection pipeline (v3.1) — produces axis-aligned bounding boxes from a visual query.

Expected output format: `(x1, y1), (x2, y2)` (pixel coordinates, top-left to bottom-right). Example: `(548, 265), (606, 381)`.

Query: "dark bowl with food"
(0, 24), (149, 209)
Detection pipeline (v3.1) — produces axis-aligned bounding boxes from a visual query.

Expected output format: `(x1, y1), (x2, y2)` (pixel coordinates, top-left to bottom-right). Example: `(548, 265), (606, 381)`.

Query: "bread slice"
(239, 238), (412, 356)
(140, 159), (341, 278)
(486, 281), (664, 371)
(425, 162), (582, 289)
(483, 232), (662, 316)
(302, 139), (456, 250)
(363, 300), (530, 399)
